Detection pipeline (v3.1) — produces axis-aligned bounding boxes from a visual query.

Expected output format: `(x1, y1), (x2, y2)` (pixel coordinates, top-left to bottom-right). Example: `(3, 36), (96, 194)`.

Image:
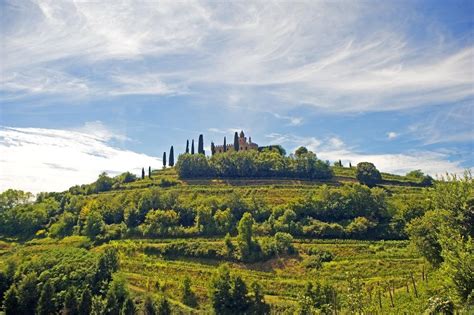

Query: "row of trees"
(0, 179), (401, 241)
(175, 148), (333, 180)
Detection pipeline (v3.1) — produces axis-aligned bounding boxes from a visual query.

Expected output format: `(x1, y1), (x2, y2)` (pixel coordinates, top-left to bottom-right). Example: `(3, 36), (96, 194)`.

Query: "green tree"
(180, 276), (197, 307)
(211, 142), (215, 155)
(143, 209), (179, 236)
(223, 137), (227, 152)
(356, 162), (382, 187)
(234, 132), (239, 151)
(169, 146), (174, 167)
(295, 146), (308, 157)
(250, 282), (270, 315)
(91, 296), (106, 315)
(231, 275), (251, 312)
(63, 287), (79, 315)
(143, 295), (157, 315)
(198, 134), (204, 154)
(274, 232), (294, 254)
(163, 152), (167, 168)
(49, 211), (76, 238)
(157, 296), (171, 315)
(237, 212), (255, 260)
(3, 285), (20, 315)
(121, 297), (136, 315)
(17, 272), (39, 315)
(186, 139), (189, 154)
(191, 139), (195, 154)
(406, 210), (448, 267)
(84, 211), (105, 240)
(141, 168), (145, 180)
(78, 287), (92, 315)
(149, 166), (152, 179)
(224, 232), (235, 258)
(93, 247), (120, 293)
(195, 206), (215, 235)
(37, 280), (55, 315)
(105, 289), (120, 315)
(209, 265), (232, 313)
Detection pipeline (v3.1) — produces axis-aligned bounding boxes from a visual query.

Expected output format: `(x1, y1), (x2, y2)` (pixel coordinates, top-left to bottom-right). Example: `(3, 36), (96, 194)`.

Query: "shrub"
(356, 162), (381, 187)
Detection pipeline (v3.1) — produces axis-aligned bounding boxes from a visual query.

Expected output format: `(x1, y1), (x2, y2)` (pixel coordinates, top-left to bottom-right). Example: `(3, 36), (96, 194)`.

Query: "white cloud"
(1, 1), (472, 112)
(265, 133), (468, 176)
(0, 124), (161, 193)
(387, 132), (398, 140)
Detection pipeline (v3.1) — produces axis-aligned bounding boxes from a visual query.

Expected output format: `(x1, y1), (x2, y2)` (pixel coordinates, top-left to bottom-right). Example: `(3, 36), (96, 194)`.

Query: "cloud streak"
(1, 1), (472, 112)
(265, 133), (468, 176)
(0, 123), (161, 193)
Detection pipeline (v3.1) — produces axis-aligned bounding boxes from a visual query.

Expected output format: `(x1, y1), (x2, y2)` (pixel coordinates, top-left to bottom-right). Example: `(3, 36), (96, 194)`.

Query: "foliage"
(356, 162), (382, 187)
(176, 150), (332, 180)
(297, 282), (336, 314)
(180, 276), (197, 307)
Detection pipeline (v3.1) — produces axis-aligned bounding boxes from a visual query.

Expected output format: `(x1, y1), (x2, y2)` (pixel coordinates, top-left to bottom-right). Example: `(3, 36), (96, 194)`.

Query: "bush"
(356, 162), (381, 187)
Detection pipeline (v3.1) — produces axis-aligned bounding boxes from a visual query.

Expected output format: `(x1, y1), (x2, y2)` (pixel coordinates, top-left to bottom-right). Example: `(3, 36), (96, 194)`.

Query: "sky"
(0, 0), (473, 193)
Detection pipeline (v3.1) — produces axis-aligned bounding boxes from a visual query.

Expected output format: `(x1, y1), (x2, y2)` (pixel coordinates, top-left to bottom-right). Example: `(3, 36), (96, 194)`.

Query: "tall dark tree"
(234, 132), (239, 151)
(37, 280), (55, 315)
(211, 142), (215, 156)
(121, 297), (136, 315)
(148, 166), (152, 179)
(223, 137), (227, 152)
(198, 134), (204, 154)
(17, 272), (39, 314)
(3, 285), (20, 314)
(162, 152), (167, 168)
(185, 140), (189, 154)
(141, 168), (145, 180)
(78, 287), (92, 315)
(63, 287), (78, 315)
(169, 146), (174, 167)
(191, 139), (195, 154)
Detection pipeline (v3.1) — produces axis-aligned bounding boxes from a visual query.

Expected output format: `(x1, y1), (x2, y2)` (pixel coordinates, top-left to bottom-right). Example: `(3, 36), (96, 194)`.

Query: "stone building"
(214, 131), (258, 154)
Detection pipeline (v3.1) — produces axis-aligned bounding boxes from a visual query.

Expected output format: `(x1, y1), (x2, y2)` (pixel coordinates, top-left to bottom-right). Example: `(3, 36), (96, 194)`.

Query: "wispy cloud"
(1, 1), (472, 113)
(265, 133), (468, 176)
(0, 123), (161, 193)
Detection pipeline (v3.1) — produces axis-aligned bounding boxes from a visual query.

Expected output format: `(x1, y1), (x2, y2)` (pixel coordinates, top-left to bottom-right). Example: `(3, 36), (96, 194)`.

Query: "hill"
(0, 162), (471, 314)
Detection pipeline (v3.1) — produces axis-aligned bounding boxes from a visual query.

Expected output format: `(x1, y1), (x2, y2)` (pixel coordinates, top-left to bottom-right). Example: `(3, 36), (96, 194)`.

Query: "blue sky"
(0, 0), (473, 193)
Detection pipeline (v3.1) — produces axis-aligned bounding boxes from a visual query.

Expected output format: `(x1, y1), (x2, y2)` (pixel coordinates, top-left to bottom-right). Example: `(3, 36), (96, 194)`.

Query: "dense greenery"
(176, 149), (333, 180)
(0, 160), (471, 313)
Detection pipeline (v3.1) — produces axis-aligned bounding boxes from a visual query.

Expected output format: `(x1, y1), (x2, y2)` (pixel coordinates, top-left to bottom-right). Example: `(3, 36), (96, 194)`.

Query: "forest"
(0, 148), (472, 314)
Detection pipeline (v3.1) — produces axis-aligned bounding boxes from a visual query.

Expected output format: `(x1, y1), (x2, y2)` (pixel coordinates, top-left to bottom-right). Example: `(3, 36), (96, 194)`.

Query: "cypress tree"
(198, 134), (204, 154)
(4, 285), (20, 314)
(37, 280), (55, 315)
(223, 137), (227, 152)
(63, 287), (78, 315)
(17, 272), (39, 314)
(234, 132), (239, 151)
(148, 166), (152, 179)
(191, 140), (195, 154)
(185, 140), (189, 154)
(143, 295), (157, 315)
(121, 297), (137, 315)
(169, 146), (174, 167)
(78, 287), (92, 315)
(163, 152), (167, 168)
(211, 142), (215, 156)
(141, 168), (145, 180)
(157, 296), (171, 315)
